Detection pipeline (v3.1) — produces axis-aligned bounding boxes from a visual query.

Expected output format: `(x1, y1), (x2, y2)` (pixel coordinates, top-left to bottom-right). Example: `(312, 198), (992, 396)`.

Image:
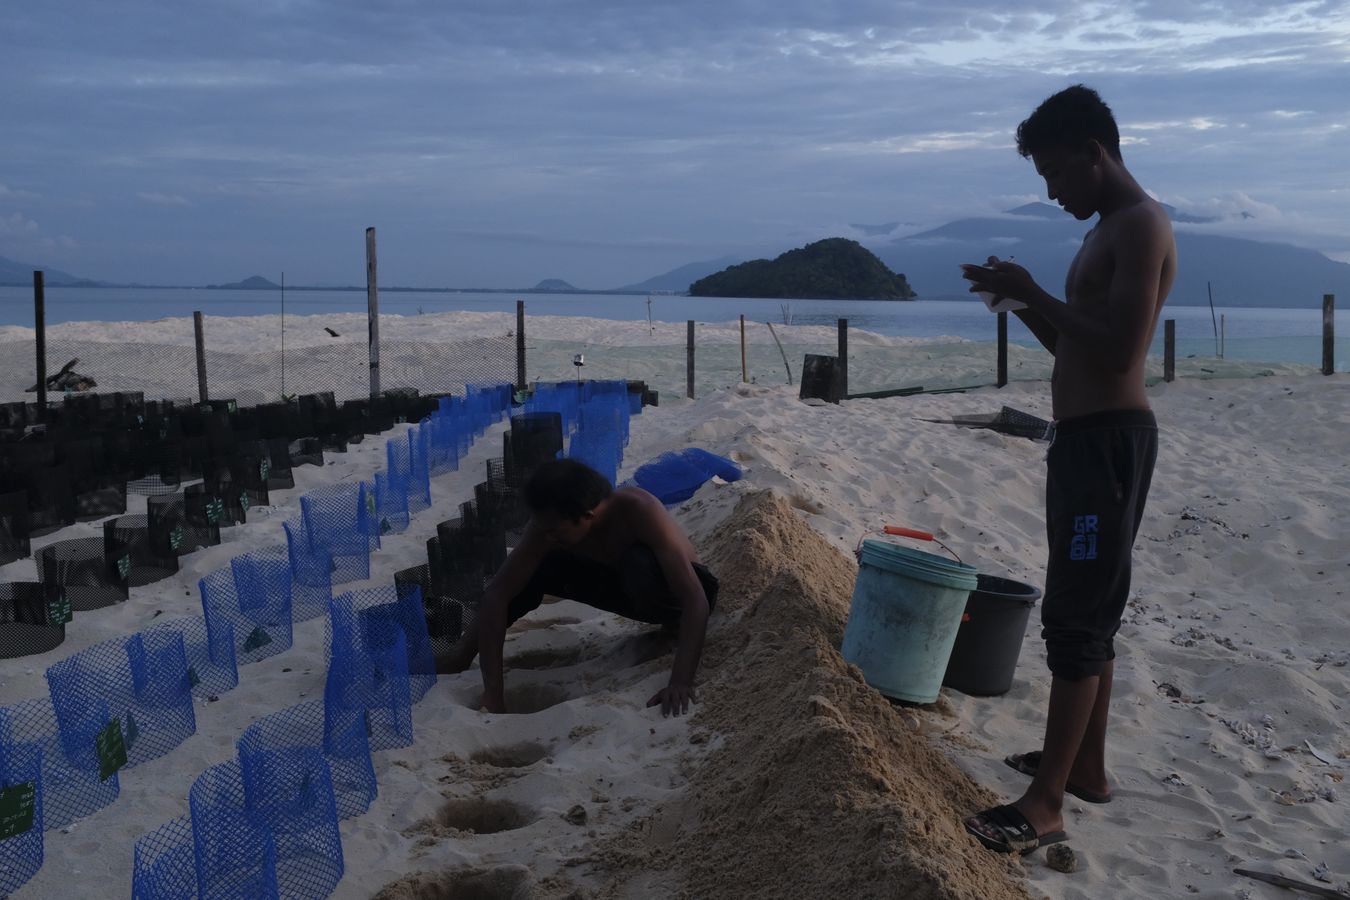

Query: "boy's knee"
(1043, 630), (1113, 681)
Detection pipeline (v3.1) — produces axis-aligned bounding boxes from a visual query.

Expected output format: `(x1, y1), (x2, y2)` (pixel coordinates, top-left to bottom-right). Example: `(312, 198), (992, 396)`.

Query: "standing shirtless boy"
(959, 85), (1176, 853)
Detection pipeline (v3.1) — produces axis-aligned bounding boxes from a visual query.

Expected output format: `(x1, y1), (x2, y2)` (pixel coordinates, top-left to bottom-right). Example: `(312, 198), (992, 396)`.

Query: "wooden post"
(280, 271), (286, 397)
(686, 320), (695, 400)
(193, 311), (209, 403)
(837, 318), (848, 398)
(33, 271), (46, 420)
(516, 300), (527, 390)
(366, 227), (380, 398)
(1164, 318), (1176, 383)
(739, 314), (747, 382)
(1220, 313), (1225, 359)
(1323, 294), (1335, 375)
(996, 311), (1008, 388)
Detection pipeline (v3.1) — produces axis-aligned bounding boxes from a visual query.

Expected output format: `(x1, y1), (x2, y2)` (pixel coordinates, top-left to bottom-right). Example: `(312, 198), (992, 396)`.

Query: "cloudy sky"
(3, 1), (1348, 288)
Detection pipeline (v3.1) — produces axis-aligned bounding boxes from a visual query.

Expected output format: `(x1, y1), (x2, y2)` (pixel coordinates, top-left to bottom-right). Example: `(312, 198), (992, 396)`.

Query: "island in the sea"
(206, 275), (282, 290)
(688, 238), (916, 300)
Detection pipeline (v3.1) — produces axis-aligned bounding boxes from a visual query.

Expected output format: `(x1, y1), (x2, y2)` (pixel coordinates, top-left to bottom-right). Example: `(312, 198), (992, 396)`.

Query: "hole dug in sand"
(375, 863), (537, 900)
(504, 643), (597, 670)
(501, 681), (571, 714)
(433, 797), (537, 835)
(469, 742), (551, 768)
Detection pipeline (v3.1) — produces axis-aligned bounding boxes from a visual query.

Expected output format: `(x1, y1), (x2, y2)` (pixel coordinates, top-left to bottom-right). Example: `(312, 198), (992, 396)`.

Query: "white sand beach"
(1, 312), (1346, 899)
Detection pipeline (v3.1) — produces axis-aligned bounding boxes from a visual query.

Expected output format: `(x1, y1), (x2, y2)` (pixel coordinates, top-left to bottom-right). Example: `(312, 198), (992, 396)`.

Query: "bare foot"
(1010, 795), (1064, 840)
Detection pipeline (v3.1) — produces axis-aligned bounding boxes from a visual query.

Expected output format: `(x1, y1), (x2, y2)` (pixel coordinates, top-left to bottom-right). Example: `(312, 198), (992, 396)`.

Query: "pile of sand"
(597, 490), (1035, 900)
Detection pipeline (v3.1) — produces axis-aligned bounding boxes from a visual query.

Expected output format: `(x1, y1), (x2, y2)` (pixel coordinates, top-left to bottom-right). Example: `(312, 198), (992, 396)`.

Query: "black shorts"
(1041, 409), (1157, 680)
(506, 543), (719, 627)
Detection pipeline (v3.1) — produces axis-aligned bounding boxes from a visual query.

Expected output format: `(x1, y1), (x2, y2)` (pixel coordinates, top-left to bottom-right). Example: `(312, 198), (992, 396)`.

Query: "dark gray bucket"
(941, 573), (1041, 696)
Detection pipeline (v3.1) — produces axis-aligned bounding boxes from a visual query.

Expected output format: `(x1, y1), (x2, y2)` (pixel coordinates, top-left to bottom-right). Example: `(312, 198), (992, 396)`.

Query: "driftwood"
(1234, 868), (1350, 899)
(26, 358), (97, 393)
(324, 327), (340, 337)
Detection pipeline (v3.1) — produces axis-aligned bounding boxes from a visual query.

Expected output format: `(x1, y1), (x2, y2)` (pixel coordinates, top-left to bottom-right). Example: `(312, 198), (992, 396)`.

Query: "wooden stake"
(1234, 868), (1350, 899)
(1323, 294), (1335, 376)
(366, 227), (380, 398)
(837, 317), (849, 398)
(516, 300), (527, 390)
(280, 271), (286, 397)
(1164, 318), (1176, 383)
(193, 311), (209, 403)
(740, 315), (747, 383)
(997, 311), (1008, 388)
(766, 321), (793, 385)
(33, 271), (46, 420)
(686, 320), (695, 400)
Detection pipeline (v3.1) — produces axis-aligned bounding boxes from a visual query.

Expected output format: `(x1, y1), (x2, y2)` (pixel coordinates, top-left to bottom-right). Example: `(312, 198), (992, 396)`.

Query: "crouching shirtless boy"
(442, 458), (718, 717)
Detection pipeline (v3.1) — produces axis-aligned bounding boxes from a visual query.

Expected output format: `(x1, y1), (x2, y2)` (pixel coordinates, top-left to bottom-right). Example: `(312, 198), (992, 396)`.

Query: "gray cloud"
(1, 1), (1347, 286)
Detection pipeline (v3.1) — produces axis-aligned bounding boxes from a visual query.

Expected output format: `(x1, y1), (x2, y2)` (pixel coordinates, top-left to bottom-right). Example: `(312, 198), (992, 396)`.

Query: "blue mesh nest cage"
(426, 405), (462, 476)
(132, 816), (196, 900)
(567, 429), (623, 489)
(199, 565), (290, 669)
(188, 760), (280, 899)
(237, 700), (376, 822)
(229, 546), (297, 662)
(46, 629), (196, 772)
(0, 739), (43, 896)
(300, 482), (378, 585)
(239, 748), (344, 898)
(0, 697), (118, 830)
(283, 518), (334, 623)
(144, 616), (239, 700)
(374, 470), (410, 537)
(408, 424), (433, 513)
(325, 586), (438, 752)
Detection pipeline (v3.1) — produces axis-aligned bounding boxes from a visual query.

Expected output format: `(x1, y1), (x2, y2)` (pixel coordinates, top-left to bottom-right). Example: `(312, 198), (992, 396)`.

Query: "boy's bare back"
(1054, 197), (1176, 419)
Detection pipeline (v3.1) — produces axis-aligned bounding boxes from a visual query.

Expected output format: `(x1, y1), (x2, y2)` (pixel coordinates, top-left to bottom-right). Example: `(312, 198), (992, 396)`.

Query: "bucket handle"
(855, 524), (964, 565)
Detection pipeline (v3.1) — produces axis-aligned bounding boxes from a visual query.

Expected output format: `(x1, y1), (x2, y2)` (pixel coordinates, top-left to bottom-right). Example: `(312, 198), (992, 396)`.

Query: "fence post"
(366, 227), (380, 398)
(686, 320), (695, 400)
(193, 311), (209, 403)
(516, 300), (527, 390)
(33, 271), (47, 421)
(996, 311), (1008, 388)
(1323, 294), (1335, 376)
(739, 314), (747, 383)
(1164, 318), (1175, 383)
(32, 271), (48, 423)
(837, 318), (848, 398)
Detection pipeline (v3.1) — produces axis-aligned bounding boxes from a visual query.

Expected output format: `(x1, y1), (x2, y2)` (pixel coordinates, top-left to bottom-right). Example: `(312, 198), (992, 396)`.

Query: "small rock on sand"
(1046, 844), (1078, 873)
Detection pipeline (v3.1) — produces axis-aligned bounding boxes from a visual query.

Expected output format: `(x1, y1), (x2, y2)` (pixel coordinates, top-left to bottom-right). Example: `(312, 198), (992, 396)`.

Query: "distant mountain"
(614, 256), (743, 293)
(207, 275), (281, 290)
(849, 222), (903, 237)
(690, 238), (916, 300)
(531, 278), (577, 292)
(872, 203), (1350, 308)
(0, 255), (90, 286)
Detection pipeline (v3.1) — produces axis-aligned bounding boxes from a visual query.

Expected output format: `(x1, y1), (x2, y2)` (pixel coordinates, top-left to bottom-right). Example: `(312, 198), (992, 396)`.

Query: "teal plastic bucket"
(841, 539), (978, 704)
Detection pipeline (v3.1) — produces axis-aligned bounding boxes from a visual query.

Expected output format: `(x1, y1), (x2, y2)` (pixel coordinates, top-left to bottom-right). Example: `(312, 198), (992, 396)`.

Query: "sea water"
(0, 285), (1344, 371)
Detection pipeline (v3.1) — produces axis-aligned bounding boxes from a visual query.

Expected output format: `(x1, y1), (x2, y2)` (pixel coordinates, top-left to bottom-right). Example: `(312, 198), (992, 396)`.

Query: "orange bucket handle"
(856, 524), (964, 565)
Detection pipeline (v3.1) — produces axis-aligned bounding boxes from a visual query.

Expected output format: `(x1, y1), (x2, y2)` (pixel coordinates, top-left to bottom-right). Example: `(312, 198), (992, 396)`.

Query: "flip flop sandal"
(964, 804), (1068, 855)
(1004, 750), (1113, 804)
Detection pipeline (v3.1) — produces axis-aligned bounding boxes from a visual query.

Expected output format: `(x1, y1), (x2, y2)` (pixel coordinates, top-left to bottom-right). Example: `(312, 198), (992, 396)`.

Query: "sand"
(0, 310), (1318, 406)
(0, 312), (1346, 899)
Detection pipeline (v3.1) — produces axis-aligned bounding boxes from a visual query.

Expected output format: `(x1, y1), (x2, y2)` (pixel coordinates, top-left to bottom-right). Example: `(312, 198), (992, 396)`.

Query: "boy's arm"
(992, 208), (1170, 372)
(1013, 307), (1059, 356)
(477, 524), (549, 713)
(630, 493), (709, 717)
